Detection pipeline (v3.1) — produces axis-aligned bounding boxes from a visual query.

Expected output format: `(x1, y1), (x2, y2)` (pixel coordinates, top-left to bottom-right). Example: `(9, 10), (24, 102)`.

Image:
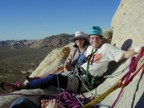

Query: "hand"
(41, 99), (64, 108)
(41, 99), (49, 108)
(41, 99), (58, 108)
(45, 99), (58, 108)
(134, 46), (144, 53)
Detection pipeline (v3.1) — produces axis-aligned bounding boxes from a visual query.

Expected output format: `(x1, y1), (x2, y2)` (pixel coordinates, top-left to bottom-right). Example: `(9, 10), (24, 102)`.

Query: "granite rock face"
(111, 0), (144, 48)
(28, 43), (73, 78)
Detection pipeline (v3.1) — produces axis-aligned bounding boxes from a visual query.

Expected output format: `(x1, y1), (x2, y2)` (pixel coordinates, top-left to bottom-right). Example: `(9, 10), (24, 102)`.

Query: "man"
(66, 26), (137, 92)
(0, 26), (139, 93)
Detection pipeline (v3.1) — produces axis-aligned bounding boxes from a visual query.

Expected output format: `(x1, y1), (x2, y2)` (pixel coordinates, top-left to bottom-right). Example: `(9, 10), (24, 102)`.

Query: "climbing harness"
(77, 48), (102, 89)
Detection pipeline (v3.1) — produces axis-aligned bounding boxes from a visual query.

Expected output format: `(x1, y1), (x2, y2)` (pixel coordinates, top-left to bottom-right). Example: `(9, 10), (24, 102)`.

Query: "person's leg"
(0, 74), (68, 92)
(26, 74), (68, 89)
(10, 97), (39, 108)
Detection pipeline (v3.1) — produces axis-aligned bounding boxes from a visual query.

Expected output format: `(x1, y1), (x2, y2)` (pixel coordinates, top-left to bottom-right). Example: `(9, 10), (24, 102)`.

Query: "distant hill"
(0, 40), (35, 49)
(0, 33), (73, 49)
(30, 33), (73, 49)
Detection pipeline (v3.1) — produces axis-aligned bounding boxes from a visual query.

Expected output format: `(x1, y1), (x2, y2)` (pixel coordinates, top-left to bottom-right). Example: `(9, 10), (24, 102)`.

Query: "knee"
(46, 74), (57, 80)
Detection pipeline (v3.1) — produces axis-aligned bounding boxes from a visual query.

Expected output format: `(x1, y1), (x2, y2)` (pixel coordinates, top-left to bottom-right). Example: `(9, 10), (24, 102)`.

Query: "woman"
(63, 31), (89, 72)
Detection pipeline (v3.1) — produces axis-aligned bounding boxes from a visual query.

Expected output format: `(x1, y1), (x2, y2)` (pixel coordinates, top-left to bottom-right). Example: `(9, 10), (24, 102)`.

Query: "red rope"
(111, 47), (144, 108)
(125, 62), (144, 86)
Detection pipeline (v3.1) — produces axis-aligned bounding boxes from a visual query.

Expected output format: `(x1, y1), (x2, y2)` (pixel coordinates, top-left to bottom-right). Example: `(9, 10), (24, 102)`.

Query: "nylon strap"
(85, 49), (97, 84)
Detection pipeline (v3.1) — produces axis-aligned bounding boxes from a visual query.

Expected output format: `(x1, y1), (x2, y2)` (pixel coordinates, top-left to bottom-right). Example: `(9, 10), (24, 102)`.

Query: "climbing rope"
(111, 60), (144, 108)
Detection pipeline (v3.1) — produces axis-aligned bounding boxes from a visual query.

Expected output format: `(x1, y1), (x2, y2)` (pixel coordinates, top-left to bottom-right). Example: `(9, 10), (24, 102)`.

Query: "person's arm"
(63, 48), (76, 72)
(63, 53), (73, 72)
(123, 46), (143, 58)
(63, 65), (70, 72)
(123, 50), (136, 58)
(105, 44), (142, 62)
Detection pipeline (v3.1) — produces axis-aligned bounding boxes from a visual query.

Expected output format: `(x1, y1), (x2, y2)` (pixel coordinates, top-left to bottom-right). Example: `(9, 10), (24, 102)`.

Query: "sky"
(0, 0), (120, 40)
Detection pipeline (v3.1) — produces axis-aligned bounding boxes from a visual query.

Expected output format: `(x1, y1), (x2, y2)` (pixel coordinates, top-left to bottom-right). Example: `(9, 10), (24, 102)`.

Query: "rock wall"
(95, 0), (144, 107)
(28, 43), (73, 78)
(111, 0), (144, 48)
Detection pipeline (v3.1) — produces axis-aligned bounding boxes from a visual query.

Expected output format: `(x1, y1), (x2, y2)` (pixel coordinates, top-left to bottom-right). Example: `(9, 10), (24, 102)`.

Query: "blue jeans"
(26, 74), (68, 89)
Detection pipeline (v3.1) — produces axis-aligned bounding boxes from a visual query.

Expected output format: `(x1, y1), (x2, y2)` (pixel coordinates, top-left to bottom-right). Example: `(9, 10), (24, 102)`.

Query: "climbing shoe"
(0, 81), (23, 92)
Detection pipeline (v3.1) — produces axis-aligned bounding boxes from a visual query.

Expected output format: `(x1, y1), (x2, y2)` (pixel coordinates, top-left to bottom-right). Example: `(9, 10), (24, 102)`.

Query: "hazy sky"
(0, 0), (120, 40)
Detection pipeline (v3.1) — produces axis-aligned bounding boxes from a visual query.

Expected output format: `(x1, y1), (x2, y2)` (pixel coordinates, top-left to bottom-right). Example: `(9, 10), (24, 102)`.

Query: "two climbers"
(0, 25), (139, 93)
